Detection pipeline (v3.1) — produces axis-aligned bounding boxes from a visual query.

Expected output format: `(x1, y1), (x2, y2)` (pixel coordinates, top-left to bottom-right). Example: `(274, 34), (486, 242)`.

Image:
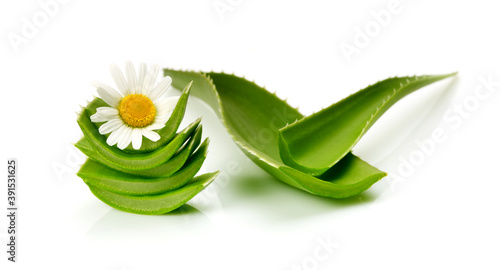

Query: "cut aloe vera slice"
(77, 107), (200, 171)
(87, 172), (219, 215)
(75, 125), (204, 178)
(78, 139), (208, 195)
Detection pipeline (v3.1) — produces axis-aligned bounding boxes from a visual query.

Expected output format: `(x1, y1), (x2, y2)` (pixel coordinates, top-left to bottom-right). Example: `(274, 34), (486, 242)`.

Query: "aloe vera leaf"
(78, 139), (208, 195)
(87, 171), (220, 215)
(174, 124), (203, 156)
(278, 73), (456, 176)
(163, 69), (386, 198)
(77, 107), (200, 170)
(75, 125), (204, 178)
(279, 155), (387, 198)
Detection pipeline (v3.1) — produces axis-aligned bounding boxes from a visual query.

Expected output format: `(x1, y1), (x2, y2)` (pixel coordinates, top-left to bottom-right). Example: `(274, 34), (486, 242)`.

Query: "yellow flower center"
(118, 94), (156, 128)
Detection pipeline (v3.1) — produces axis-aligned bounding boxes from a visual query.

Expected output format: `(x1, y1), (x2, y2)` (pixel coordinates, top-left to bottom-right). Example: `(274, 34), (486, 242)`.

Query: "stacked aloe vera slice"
(75, 82), (219, 214)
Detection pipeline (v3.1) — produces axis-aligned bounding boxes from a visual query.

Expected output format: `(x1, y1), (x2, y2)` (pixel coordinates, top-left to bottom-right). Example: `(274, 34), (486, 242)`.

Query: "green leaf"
(279, 73), (456, 175)
(78, 138), (208, 195)
(87, 172), (220, 215)
(77, 107), (200, 171)
(279, 155), (386, 198)
(75, 125), (203, 178)
(163, 70), (390, 198)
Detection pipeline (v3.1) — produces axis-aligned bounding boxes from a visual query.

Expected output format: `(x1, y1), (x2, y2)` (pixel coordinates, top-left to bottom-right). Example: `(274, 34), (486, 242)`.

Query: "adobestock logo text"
(339, 0), (406, 64)
(7, 0), (70, 54)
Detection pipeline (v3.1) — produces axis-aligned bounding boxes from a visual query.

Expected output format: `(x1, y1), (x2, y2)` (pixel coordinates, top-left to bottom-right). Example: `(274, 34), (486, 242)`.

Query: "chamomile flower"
(90, 62), (179, 150)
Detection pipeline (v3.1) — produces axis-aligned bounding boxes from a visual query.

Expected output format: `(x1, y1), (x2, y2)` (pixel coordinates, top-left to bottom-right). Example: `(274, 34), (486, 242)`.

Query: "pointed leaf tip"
(278, 73), (456, 176)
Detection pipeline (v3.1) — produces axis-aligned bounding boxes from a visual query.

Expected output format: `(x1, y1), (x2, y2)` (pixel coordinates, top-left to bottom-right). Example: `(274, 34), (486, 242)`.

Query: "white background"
(1, 0), (499, 269)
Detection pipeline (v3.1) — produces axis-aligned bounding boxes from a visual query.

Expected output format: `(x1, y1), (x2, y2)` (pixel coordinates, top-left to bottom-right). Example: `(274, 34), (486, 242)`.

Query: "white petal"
(106, 124), (126, 146)
(131, 128), (143, 150)
(154, 113), (171, 124)
(117, 126), (133, 149)
(146, 122), (165, 131)
(136, 63), (148, 93)
(141, 129), (161, 142)
(142, 64), (159, 96)
(110, 64), (129, 96)
(92, 81), (122, 107)
(98, 118), (123, 134)
(91, 111), (118, 123)
(155, 96), (179, 116)
(155, 113), (170, 121)
(96, 107), (119, 116)
(149, 76), (172, 102)
(125, 61), (138, 94)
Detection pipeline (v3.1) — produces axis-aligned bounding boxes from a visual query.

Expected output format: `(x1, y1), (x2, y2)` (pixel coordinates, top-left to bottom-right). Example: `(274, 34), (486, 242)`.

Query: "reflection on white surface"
(85, 205), (214, 241)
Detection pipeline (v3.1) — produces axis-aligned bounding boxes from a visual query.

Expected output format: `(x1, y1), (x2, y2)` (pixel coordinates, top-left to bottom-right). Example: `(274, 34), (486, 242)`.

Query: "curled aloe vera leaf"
(163, 70), (455, 198)
(163, 70), (388, 198)
(87, 172), (219, 215)
(279, 73), (456, 176)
